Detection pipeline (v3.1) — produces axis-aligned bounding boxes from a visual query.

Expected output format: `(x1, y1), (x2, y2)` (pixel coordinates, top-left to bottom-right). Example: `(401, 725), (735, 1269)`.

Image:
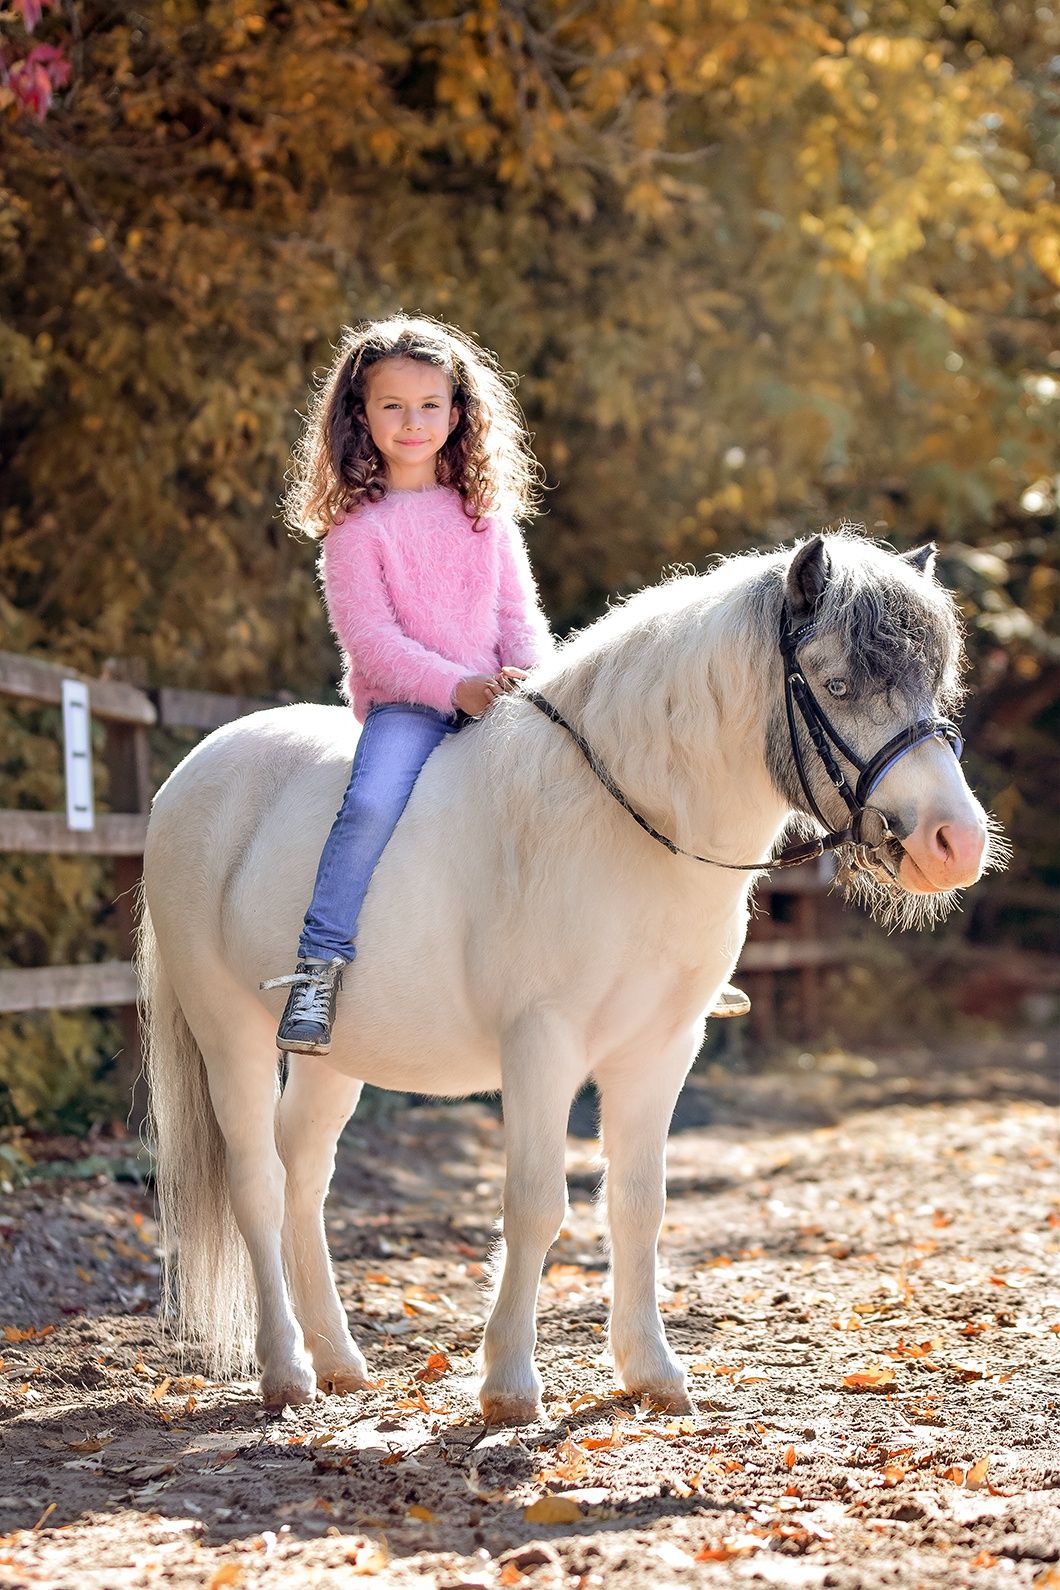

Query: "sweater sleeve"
(322, 515), (468, 714)
(494, 516), (553, 670)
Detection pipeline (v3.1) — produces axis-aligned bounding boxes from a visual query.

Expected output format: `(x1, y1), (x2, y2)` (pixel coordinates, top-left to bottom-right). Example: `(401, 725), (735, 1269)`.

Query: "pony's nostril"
(929, 817), (987, 881)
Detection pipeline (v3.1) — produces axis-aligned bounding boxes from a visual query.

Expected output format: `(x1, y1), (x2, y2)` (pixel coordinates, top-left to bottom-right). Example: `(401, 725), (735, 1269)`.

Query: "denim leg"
(299, 705), (460, 962)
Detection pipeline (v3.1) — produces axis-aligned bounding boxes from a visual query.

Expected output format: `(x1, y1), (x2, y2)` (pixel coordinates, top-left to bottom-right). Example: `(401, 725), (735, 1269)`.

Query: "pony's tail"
(136, 885), (256, 1378)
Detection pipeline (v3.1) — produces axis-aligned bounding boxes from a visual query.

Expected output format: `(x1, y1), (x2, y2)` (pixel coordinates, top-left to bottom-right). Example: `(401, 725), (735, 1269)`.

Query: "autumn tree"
(1, 0), (1057, 1121)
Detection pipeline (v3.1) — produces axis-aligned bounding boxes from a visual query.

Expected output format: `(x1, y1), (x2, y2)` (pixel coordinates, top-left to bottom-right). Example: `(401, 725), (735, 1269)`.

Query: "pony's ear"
(903, 542), (937, 578)
(786, 535), (831, 619)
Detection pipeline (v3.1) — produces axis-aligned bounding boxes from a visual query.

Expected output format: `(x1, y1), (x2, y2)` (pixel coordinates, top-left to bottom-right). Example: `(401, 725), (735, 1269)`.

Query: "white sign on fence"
(61, 679), (95, 831)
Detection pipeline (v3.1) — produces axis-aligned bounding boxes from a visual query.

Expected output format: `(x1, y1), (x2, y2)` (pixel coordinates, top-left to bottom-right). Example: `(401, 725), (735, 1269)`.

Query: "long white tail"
(137, 885), (257, 1377)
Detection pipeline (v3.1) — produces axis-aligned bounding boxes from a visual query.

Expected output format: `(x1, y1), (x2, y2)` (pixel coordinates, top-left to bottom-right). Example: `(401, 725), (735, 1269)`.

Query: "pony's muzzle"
(899, 810), (989, 892)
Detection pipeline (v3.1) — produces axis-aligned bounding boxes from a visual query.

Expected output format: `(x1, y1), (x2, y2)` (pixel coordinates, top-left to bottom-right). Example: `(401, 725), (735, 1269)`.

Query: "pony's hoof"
(480, 1392), (543, 1427)
(262, 1368), (317, 1410)
(317, 1369), (370, 1397)
(629, 1383), (694, 1416)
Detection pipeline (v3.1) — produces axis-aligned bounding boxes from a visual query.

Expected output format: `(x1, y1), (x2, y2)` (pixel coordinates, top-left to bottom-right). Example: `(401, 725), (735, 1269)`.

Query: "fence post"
(101, 658), (152, 1132)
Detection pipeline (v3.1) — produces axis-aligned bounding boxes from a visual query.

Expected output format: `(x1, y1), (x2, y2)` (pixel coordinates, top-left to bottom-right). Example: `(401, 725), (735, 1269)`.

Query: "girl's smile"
(363, 356), (459, 488)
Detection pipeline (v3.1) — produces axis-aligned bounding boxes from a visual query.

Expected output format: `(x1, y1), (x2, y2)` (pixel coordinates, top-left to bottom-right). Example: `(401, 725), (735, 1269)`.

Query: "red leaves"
(3, 41), (71, 119)
(414, 1350), (451, 1383)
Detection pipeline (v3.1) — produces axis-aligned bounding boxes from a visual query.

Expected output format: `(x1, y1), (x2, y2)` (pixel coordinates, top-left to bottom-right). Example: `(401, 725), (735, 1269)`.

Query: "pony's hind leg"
(195, 1001), (317, 1409)
(595, 1022), (704, 1415)
(277, 1054), (369, 1395)
(480, 1010), (588, 1426)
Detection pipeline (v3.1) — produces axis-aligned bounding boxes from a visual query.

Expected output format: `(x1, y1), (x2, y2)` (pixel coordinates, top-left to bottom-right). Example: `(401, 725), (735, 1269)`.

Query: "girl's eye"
(826, 678), (849, 699)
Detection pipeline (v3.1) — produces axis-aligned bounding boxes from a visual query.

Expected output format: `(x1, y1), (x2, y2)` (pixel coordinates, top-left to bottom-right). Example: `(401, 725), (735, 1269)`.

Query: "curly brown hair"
(284, 314), (542, 539)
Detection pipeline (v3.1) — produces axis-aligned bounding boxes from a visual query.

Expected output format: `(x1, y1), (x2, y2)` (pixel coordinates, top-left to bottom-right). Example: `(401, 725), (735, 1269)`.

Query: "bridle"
(519, 608), (964, 874)
(777, 615), (963, 867)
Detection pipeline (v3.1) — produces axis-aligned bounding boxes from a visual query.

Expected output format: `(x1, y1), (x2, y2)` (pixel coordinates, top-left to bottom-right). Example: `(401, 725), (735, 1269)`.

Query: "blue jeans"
(299, 702), (466, 962)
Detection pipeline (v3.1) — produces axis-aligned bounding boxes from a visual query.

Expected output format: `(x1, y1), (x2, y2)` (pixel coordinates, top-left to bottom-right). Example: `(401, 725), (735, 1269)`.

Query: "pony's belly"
(324, 994), (502, 1098)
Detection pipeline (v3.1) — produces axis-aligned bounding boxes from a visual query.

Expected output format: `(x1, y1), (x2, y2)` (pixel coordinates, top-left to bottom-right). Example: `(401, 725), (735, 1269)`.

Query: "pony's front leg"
(595, 1023), (703, 1414)
(480, 1011), (587, 1426)
(278, 1054), (369, 1395)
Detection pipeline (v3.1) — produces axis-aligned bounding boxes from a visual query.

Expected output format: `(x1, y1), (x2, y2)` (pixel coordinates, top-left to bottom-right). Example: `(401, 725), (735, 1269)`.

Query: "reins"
(520, 610), (964, 875)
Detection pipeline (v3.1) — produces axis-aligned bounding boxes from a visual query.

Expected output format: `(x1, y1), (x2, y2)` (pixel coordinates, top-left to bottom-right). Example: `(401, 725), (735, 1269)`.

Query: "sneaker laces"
(260, 961), (342, 1025)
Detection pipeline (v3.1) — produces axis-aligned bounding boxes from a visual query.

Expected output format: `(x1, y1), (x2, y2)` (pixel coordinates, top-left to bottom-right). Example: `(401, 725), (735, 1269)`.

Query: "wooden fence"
(1, 651), (848, 1099)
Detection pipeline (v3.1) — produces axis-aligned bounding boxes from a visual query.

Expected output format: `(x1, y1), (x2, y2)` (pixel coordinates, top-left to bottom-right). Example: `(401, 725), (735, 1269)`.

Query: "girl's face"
(361, 356), (459, 489)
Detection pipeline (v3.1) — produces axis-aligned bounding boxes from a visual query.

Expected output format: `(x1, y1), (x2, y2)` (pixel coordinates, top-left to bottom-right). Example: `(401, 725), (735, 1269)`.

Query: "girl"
(262, 314), (553, 1054)
(263, 313), (749, 1051)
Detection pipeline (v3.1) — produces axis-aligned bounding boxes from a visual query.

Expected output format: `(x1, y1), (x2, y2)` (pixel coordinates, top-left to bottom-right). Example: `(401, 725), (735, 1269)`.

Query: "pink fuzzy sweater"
(320, 485), (553, 721)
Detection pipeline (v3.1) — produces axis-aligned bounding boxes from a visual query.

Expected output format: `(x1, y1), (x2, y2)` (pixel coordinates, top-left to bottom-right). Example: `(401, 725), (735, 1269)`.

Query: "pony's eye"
(826, 677), (848, 699)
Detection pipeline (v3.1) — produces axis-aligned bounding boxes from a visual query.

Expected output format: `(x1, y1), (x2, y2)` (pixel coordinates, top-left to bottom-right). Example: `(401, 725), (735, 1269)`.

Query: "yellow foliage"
(0, 0), (1057, 1122)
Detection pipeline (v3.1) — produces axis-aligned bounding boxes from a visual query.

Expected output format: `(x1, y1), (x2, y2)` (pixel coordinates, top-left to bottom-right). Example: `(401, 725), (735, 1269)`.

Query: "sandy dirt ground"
(0, 1037), (1057, 1590)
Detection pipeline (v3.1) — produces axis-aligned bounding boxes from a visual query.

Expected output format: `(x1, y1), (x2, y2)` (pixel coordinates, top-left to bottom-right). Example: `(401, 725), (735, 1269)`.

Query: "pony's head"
(768, 531), (1003, 928)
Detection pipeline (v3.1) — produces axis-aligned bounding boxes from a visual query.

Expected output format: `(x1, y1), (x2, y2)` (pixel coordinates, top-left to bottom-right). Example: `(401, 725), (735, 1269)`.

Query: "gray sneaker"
(260, 956), (345, 1054)
(711, 983), (751, 1019)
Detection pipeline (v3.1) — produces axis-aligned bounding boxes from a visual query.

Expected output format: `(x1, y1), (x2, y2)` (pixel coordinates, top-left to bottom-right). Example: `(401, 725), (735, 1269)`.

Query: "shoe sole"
(711, 997), (752, 1019)
(277, 1037), (332, 1056)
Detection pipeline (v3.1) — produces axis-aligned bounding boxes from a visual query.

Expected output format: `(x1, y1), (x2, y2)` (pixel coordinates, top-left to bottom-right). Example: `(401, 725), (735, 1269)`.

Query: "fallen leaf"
(695, 1534), (762, 1561)
(784, 1446), (797, 1469)
(582, 1426), (623, 1451)
(844, 1370), (896, 1390)
(65, 1434), (112, 1453)
(889, 1339), (941, 1359)
(966, 1456), (990, 1489)
(407, 1504), (435, 1522)
(207, 1567), (243, 1589)
(414, 1350), (451, 1383)
(536, 1436), (590, 1485)
(523, 1496), (583, 1524)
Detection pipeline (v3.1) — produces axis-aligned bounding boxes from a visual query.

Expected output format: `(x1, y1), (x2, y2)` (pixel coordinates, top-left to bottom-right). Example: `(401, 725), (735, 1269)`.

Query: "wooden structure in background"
(737, 860), (846, 1042)
(2, 650), (848, 1116)
(0, 651), (283, 1124)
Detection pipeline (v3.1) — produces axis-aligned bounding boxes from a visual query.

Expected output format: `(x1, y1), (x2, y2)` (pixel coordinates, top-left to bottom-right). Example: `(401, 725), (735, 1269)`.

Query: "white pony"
(140, 533), (991, 1422)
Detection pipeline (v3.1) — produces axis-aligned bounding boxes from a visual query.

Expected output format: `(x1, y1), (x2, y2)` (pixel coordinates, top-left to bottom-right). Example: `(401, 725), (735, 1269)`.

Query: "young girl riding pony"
(264, 314), (747, 1052)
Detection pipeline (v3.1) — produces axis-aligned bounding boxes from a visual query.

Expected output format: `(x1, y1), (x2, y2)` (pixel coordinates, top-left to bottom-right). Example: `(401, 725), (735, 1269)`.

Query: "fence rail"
(2, 650), (848, 1076)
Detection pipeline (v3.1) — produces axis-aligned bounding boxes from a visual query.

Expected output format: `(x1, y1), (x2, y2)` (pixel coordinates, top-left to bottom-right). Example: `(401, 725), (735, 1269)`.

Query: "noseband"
(520, 609), (964, 873)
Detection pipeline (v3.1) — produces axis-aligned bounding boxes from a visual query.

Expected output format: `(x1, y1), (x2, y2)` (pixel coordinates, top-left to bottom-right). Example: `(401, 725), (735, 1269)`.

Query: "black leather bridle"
(777, 615), (963, 865)
(520, 608), (964, 874)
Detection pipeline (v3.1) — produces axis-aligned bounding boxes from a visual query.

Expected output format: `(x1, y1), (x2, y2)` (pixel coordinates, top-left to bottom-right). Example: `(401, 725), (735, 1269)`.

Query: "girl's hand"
(493, 666), (528, 693)
(453, 674), (503, 716)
